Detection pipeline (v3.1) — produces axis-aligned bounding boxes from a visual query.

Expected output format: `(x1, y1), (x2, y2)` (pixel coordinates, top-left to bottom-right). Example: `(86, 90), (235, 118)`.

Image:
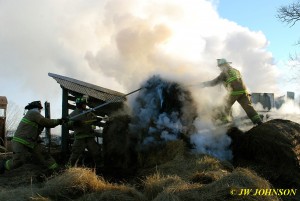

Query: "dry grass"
(149, 168), (280, 201)
(77, 188), (145, 201)
(191, 170), (229, 184)
(141, 153), (233, 182)
(191, 168), (280, 201)
(38, 168), (146, 201)
(143, 173), (187, 200)
(39, 167), (111, 199)
(0, 168), (146, 201)
(152, 182), (202, 201)
(0, 161), (282, 201)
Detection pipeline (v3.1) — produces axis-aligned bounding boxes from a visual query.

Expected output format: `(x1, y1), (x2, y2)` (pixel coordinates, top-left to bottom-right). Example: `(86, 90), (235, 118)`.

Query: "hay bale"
(153, 183), (202, 201)
(38, 167), (147, 201)
(193, 168), (280, 201)
(142, 153), (233, 181)
(153, 168), (280, 201)
(191, 170), (229, 184)
(152, 191), (181, 201)
(0, 168), (147, 201)
(228, 119), (300, 188)
(103, 114), (133, 171)
(137, 140), (186, 168)
(77, 187), (147, 201)
(143, 173), (186, 200)
(38, 168), (114, 200)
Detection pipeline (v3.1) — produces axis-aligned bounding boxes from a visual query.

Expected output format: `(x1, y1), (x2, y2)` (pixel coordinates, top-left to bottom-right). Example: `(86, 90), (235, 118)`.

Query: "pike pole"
(69, 87), (144, 120)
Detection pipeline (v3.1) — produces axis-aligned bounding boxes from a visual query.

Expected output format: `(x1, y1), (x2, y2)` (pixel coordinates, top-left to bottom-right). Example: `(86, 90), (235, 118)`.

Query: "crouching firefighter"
(67, 95), (104, 168)
(201, 58), (263, 126)
(0, 101), (66, 174)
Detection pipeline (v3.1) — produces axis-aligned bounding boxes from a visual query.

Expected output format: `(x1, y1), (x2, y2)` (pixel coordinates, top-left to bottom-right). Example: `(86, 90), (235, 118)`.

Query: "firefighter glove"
(62, 117), (69, 124)
(102, 115), (110, 122)
(73, 120), (83, 126)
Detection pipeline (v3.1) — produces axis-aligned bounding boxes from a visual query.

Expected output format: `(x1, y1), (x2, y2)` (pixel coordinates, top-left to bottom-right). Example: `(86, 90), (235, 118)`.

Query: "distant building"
(252, 91), (296, 110)
(275, 95), (285, 109)
(287, 91), (295, 100)
(251, 93), (274, 111)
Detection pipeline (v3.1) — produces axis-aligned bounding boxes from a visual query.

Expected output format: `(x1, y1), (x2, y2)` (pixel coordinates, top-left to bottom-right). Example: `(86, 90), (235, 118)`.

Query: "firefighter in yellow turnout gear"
(202, 59), (263, 125)
(67, 95), (102, 167)
(0, 101), (64, 174)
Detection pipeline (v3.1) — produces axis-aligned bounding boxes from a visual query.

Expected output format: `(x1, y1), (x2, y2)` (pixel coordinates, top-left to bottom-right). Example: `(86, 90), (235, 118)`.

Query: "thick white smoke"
(190, 118), (233, 160)
(129, 76), (197, 143)
(0, 0), (281, 159)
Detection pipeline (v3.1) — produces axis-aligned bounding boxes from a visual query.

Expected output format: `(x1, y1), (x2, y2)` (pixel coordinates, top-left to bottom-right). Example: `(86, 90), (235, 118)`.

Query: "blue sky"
(218, 0), (300, 61)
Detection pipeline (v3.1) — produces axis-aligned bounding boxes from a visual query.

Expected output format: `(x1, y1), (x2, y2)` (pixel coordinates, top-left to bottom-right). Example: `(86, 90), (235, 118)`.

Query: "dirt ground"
(0, 163), (46, 189)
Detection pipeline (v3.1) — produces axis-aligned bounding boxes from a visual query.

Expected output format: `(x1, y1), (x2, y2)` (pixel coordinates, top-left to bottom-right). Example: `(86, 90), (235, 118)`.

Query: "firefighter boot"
(0, 160), (6, 174)
(256, 121), (263, 126)
(255, 115), (263, 126)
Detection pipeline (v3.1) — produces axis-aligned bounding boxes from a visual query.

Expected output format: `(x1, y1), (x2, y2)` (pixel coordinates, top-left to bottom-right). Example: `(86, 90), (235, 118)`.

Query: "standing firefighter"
(0, 101), (65, 174)
(201, 58), (263, 125)
(68, 95), (103, 167)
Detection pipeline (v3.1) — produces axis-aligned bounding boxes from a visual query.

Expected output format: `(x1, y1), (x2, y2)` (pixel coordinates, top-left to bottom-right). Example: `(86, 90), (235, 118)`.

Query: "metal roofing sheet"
(48, 73), (126, 102)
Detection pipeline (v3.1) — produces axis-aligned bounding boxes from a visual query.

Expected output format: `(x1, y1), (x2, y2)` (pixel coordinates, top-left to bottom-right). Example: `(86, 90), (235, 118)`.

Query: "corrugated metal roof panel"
(48, 73), (126, 102)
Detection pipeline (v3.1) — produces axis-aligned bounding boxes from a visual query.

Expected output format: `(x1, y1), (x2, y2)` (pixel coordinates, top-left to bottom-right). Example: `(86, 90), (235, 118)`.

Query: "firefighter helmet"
(25, 101), (43, 110)
(217, 58), (232, 67)
(75, 95), (89, 107)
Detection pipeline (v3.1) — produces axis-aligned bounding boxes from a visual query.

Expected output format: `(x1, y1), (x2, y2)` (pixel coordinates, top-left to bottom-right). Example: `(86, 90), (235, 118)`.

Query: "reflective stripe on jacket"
(12, 136), (35, 149)
(202, 66), (248, 95)
(68, 108), (97, 139)
(13, 109), (60, 146)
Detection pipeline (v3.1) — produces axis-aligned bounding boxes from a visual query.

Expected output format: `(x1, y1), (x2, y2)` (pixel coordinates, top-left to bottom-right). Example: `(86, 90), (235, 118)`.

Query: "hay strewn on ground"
(0, 157), (286, 201)
(140, 151), (233, 182)
(0, 165), (280, 201)
(149, 168), (280, 201)
(1, 128), (299, 201)
(0, 168), (146, 201)
(143, 173), (187, 200)
(39, 168), (146, 201)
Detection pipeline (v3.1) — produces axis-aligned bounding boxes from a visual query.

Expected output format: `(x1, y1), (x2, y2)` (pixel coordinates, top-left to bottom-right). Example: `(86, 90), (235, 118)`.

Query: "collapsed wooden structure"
(48, 73), (126, 157)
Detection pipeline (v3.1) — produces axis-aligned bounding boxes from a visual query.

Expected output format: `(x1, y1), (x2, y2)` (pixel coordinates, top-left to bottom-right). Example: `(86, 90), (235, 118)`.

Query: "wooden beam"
(61, 88), (70, 159)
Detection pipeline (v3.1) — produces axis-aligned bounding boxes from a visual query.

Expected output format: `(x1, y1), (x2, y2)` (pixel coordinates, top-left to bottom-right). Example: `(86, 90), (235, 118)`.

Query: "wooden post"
(44, 101), (51, 153)
(0, 96), (7, 147)
(61, 88), (70, 159)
